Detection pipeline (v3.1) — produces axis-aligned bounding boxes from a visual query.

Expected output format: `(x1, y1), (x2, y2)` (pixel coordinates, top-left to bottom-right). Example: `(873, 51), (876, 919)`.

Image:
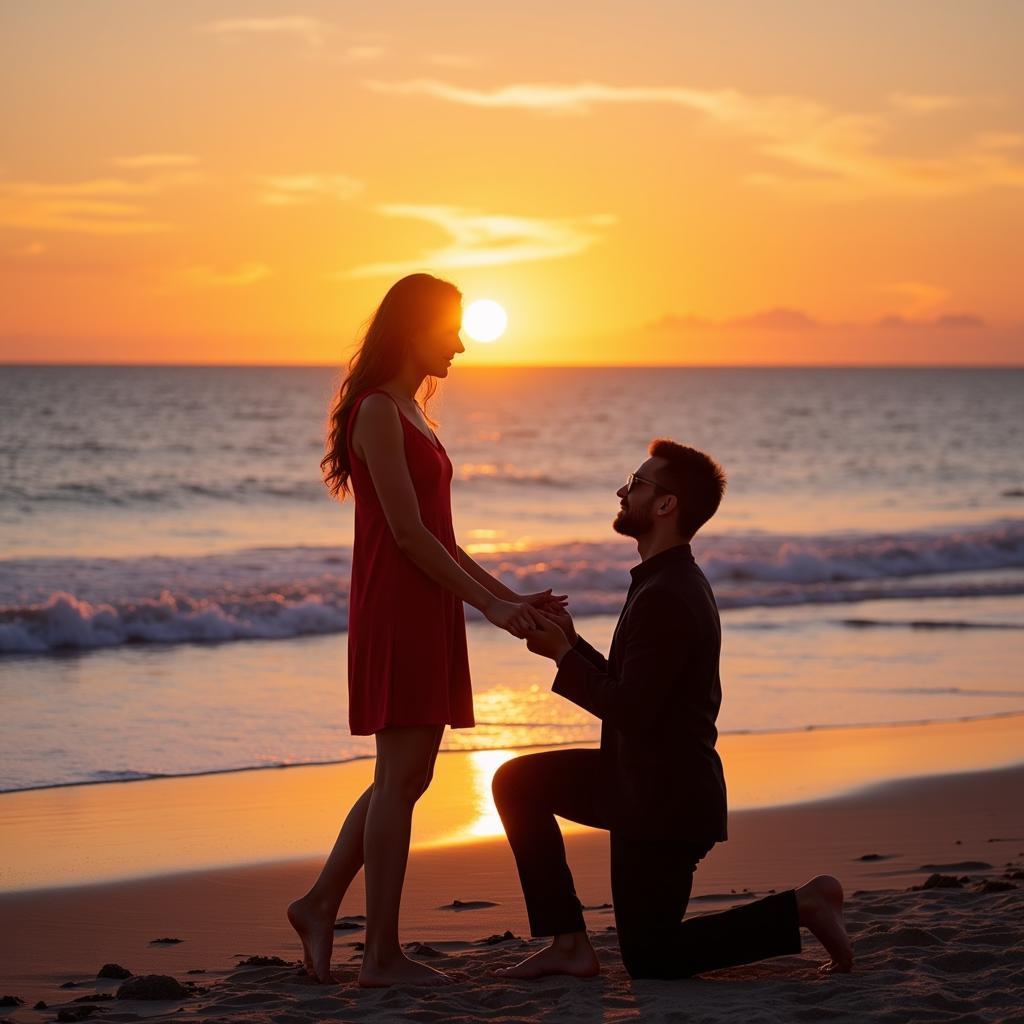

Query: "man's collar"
(629, 541), (695, 583)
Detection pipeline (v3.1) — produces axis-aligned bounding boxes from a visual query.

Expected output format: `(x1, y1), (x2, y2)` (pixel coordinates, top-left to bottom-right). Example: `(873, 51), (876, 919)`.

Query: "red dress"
(345, 388), (475, 735)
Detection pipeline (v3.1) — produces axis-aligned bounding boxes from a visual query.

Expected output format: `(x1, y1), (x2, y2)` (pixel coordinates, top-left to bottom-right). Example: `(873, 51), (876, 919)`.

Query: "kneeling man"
(493, 438), (853, 980)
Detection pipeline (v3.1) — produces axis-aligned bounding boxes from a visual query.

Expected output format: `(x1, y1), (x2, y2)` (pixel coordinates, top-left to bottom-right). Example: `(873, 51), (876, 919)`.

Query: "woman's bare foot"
(286, 895), (337, 983)
(357, 952), (455, 988)
(795, 874), (854, 973)
(491, 932), (601, 981)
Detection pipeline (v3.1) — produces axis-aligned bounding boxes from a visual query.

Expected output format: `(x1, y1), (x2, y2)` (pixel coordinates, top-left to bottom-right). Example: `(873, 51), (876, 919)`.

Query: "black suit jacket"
(551, 541), (728, 848)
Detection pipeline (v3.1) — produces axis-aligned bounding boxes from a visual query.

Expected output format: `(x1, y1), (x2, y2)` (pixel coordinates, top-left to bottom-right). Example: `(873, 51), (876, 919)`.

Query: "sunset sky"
(2, 0), (1022, 365)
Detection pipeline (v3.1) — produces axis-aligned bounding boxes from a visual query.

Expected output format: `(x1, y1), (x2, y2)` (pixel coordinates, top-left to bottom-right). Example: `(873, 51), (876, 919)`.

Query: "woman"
(287, 273), (565, 988)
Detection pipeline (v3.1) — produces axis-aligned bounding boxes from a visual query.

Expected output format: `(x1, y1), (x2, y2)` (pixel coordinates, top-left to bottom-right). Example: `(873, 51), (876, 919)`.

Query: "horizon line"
(3, 360), (1024, 370)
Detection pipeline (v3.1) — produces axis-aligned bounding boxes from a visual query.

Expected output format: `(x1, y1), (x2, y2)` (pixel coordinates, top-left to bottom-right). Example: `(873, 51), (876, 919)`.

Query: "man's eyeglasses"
(625, 471), (673, 495)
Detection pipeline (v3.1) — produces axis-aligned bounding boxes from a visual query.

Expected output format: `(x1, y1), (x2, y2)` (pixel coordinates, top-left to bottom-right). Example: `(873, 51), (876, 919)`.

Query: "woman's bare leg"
(358, 724), (450, 987)
(287, 724), (444, 984)
(287, 782), (374, 981)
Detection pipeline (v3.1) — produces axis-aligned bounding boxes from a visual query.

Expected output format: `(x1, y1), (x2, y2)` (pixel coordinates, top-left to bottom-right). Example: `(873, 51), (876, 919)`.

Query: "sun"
(462, 299), (508, 343)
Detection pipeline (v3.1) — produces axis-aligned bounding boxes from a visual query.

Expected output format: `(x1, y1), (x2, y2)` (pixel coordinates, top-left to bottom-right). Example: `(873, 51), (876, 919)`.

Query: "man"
(493, 438), (853, 981)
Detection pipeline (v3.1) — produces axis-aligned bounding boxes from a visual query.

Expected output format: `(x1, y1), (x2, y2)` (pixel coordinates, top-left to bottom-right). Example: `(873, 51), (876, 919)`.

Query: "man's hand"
(536, 604), (577, 645)
(523, 606), (573, 663)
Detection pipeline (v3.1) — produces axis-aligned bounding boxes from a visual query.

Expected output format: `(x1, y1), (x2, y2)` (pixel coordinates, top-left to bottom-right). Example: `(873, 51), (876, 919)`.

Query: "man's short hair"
(648, 438), (727, 538)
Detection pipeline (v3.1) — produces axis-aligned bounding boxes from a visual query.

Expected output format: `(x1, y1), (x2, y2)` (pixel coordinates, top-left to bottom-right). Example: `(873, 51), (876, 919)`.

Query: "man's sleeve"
(552, 586), (691, 736)
(568, 634), (609, 672)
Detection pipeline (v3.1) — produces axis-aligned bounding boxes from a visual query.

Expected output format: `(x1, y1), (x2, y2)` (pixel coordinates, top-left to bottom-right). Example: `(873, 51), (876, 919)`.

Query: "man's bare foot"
(357, 952), (455, 988)
(795, 874), (854, 973)
(492, 932), (600, 981)
(286, 895), (337, 983)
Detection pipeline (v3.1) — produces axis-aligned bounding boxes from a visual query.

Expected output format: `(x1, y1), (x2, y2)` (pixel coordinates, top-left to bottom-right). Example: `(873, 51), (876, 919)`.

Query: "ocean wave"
(2, 521), (1023, 655)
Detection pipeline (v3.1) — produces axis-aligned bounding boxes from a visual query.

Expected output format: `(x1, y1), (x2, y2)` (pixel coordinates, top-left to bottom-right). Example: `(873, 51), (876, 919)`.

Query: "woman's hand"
(517, 588), (568, 610)
(484, 598), (539, 639)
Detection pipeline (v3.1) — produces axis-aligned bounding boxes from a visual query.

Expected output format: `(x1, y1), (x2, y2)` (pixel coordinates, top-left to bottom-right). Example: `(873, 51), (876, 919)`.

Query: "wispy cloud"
(197, 16), (331, 48)
(424, 53), (483, 70)
(647, 305), (988, 332)
(256, 174), (364, 206)
(335, 204), (616, 278)
(886, 92), (971, 115)
(345, 45), (385, 61)
(876, 281), (949, 318)
(877, 312), (986, 329)
(363, 77), (1024, 199)
(0, 169), (201, 234)
(109, 153), (200, 169)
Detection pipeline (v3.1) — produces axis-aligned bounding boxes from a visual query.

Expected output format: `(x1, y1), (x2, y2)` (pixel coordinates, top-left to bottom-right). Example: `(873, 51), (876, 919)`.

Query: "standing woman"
(288, 273), (564, 988)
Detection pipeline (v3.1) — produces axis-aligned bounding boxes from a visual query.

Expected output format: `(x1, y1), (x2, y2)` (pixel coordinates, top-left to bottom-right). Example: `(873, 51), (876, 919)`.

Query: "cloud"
(646, 306), (988, 332)
(877, 312), (986, 329)
(109, 154), (200, 169)
(197, 16), (331, 47)
(345, 45), (385, 61)
(336, 204), (616, 278)
(178, 261), (271, 287)
(876, 281), (949, 317)
(256, 174), (364, 206)
(363, 77), (1024, 200)
(0, 169), (201, 234)
(424, 53), (483, 70)
(886, 92), (970, 115)
(726, 307), (820, 330)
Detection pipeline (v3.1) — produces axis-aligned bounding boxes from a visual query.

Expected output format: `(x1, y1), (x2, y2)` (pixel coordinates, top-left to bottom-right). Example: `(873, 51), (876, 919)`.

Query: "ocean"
(2, 364), (1022, 793)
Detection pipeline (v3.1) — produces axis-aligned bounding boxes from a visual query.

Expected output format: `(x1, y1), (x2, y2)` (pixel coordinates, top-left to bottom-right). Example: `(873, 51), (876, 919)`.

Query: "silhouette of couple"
(288, 273), (853, 987)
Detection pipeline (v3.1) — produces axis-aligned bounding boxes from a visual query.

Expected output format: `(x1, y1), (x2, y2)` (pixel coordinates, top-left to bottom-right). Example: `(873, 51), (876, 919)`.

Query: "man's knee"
(491, 755), (530, 809)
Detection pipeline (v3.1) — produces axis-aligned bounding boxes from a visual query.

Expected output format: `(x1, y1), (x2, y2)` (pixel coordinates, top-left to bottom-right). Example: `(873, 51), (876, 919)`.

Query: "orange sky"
(2, 1), (1022, 365)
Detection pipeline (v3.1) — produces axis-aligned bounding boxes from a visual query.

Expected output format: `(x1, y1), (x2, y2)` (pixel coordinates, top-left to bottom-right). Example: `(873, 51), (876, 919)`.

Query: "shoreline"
(3, 711), (1023, 896)
(4, 707), (1022, 799)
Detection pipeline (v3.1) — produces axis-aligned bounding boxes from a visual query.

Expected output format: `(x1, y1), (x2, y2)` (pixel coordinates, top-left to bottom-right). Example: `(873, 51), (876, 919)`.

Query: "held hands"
(522, 605), (573, 663)
(484, 587), (572, 647)
(484, 597), (538, 639)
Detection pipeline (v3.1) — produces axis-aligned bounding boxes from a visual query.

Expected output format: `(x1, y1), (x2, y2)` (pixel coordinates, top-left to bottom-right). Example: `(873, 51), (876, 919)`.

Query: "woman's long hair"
(321, 273), (462, 499)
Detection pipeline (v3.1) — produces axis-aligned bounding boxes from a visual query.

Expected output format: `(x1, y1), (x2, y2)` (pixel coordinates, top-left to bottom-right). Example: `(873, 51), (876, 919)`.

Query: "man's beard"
(612, 500), (653, 538)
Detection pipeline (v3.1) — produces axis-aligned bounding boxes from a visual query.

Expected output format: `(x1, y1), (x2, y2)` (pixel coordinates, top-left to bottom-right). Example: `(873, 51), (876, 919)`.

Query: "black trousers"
(491, 748), (803, 979)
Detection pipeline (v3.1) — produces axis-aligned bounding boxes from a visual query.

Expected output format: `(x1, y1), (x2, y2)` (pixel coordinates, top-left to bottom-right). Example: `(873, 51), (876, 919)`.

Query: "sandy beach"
(2, 717), (1022, 1022)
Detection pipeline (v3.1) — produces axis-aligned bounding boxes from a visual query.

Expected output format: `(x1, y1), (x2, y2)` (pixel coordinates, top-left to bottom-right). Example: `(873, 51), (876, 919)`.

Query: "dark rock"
(973, 879), (1017, 893)
(237, 955), (289, 967)
(917, 873), (964, 890)
(185, 969), (206, 974)
(1005, 870), (1024, 880)
(96, 964), (131, 980)
(333, 918), (364, 931)
(855, 853), (886, 861)
(72, 993), (115, 1002)
(59, 982), (77, 989)
(404, 942), (444, 958)
(582, 903), (612, 910)
(443, 899), (499, 911)
(57, 1008), (104, 1021)
(116, 975), (190, 1000)
(34, 1002), (47, 1010)
(148, 937), (183, 945)
(477, 930), (518, 945)
(918, 861), (992, 872)
(0, 998), (21, 1007)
